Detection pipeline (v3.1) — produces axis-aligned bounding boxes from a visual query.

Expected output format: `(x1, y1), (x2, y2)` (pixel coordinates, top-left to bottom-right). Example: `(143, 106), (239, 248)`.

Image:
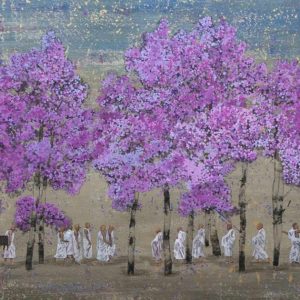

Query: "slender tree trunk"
(25, 213), (36, 270)
(239, 163), (248, 272)
(204, 210), (211, 247)
(127, 192), (139, 275)
(163, 185), (172, 275)
(186, 211), (194, 264)
(210, 211), (221, 256)
(25, 172), (41, 271)
(38, 220), (44, 264)
(35, 125), (46, 266)
(38, 177), (47, 264)
(272, 151), (284, 267)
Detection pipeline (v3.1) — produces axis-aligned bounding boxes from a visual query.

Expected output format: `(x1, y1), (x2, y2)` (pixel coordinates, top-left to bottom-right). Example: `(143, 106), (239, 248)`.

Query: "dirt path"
(1, 255), (300, 299)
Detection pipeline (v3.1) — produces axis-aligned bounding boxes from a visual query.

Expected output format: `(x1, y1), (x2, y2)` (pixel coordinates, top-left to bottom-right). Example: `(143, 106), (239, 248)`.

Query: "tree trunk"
(239, 163), (248, 272)
(38, 176), (47, 264)
(186, 211), (194, 264)
(35, 125), (47, 265)
(272, 151), (284, 267)
(27, 169), (42, 271)
(210, 211), (221, 256)
(38, 220), (44, 264)
(25, 213), (36, 271)
(127, 192), (139, 275)
(163, 185), (172, 275)
(204, 210), (211, 247)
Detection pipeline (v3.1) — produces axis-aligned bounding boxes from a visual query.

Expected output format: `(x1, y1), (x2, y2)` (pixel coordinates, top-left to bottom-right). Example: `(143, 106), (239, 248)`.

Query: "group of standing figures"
(54, 223), (116, 263)
(2, 221), (300, 266)
(151, 222), (300, 265)
(151, 225), (207, 262)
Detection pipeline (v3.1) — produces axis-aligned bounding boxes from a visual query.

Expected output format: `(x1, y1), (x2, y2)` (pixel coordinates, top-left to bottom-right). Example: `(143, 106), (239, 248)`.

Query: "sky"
(0, 0), (299, 61)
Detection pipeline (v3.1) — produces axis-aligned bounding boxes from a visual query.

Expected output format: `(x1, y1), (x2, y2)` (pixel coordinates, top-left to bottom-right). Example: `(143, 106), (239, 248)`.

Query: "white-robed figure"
(97, 225), (110, 262)
(107, 225), (116, 258)
(192, 225), (205, 259)
(174, 227), (186, 260)
(64, 225), (74, 260)
(252, 223), (269, 262)
(151, 229), (163, 261)
(54, 227), (67, 259)
(221, 223), (236, 263)
(72, 224), (82, 263)
(3, 224), (16, 263)
(287, 223), (300, 264)
(83, 223), (93, 259)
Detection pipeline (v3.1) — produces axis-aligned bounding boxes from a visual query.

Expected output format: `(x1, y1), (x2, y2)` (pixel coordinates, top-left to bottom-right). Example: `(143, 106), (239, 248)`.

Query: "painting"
(0, 1), (300, 299)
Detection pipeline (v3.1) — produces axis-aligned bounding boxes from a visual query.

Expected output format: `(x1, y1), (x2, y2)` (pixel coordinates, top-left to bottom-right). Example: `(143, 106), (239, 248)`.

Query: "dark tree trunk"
(38, 221), (44, 264)
(127, 192), (139, 275)
(38, 176), (47, 264)
(25, 214), (37, 271)
(272, 151), (284, 267)
(210, 211), (221, 256)
(34, 126), (47, 265)
(163, 185), (172, 275)
(186, 211), (194, 264)
(239, 163), (248, 272)
(204, 210), (211, 247)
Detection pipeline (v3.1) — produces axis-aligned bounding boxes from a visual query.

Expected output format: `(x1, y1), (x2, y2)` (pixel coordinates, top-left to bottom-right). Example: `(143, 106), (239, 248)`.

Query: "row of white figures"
(54, 223), (116, 263)
(2, 221), (299, 265)
(221, 221), (300, 265)
(221, 222), (269, 264)
(151, 223), (271, 263)
(151, 226), (206, 261)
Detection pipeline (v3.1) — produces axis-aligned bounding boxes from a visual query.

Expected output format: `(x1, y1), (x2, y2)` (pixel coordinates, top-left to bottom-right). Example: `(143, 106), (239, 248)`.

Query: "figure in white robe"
(83, 223), (93, 259)
(221, 224), (235, 262)
(64, 227), (74, 259)
(54, 228), (67, 259)
(192, 226), (205, 259)
(174, 228), (186, 260)
(107, 225), (116, 258)
(3, 225), (16, 262)
(252, 223), (269, 261)
(73, 224), (82, 263)
(288, 223), (300, 264)
(151, 230), (163, 261)
(97, 225), (110, 262)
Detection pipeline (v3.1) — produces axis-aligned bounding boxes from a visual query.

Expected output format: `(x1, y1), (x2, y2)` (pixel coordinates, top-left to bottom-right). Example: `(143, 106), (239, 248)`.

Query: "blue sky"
(0, 0), (299, 59)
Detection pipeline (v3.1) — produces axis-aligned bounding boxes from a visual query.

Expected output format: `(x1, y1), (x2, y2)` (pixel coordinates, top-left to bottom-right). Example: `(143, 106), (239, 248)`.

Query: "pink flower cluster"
(15, 196), (71, 232)
(0, 32), (93, 195)
(94, 17), (265, 215)
(254, 60), (300, 185)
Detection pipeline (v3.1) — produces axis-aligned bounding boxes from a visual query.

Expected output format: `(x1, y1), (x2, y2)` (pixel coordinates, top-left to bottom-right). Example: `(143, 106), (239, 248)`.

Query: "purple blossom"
(14, 196), (70, 232)
(254, 60), (300, 185)
(93, 17), (265, 213)
(0, 32), (93, 195)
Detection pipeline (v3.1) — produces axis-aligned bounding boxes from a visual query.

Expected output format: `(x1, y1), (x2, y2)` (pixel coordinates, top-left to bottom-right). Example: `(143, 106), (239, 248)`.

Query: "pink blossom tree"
(254, 60), (300, 267)
(174, 104), (261, 269)
(127, 16), (264, 269)
(207, 105), (261, 271)
(0, 32), (93, 270)
(178, 167), (233, 260)
(93, 73), (184, 275)
(96, 17), (264, 273)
